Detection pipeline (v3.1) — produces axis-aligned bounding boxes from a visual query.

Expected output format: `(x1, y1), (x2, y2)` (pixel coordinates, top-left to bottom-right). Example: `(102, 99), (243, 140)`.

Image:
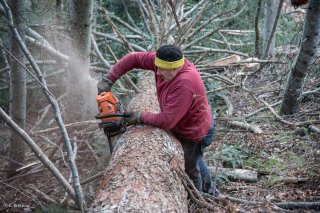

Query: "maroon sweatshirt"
(106, 52), (212, 143)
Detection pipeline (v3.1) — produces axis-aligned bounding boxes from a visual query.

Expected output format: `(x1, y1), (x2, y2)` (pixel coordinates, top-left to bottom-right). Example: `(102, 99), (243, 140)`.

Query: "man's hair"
(156, 45), (183, 62)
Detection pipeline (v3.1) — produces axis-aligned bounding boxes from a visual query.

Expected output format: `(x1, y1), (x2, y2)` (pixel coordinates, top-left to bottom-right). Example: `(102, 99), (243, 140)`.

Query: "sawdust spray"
(64, 47), (99, 122)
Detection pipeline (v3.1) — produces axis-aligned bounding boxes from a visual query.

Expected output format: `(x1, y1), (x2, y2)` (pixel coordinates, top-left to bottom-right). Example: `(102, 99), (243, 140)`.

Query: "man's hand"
(97, 76), (114, 94)
(123, 111), (141, 125)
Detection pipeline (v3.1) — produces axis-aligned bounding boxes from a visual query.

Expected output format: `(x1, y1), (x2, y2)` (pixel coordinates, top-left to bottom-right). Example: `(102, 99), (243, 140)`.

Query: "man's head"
(155, 45), (184, 82)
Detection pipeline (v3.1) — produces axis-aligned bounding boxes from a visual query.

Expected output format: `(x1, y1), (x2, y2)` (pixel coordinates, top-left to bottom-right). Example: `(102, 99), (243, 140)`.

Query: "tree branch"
(0, 107), (77, 202)
(0, 0), (84, 209)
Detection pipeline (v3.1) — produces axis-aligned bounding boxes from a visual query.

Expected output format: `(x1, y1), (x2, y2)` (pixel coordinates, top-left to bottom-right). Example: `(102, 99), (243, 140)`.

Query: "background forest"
(0, 0), (319, 212)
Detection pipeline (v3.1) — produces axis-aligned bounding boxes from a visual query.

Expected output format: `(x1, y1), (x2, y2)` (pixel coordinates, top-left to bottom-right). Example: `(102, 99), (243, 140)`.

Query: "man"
(97, 44), (218, 196)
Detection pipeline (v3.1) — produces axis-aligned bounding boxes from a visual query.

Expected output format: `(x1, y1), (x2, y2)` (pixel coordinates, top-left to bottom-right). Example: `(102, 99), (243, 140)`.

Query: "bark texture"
(89, 72), (188, 212)
(279, 0), (320, 114)
(66, 0), (96, 122)
(7, 0), (26, 177)
(262, 0), (278, 58)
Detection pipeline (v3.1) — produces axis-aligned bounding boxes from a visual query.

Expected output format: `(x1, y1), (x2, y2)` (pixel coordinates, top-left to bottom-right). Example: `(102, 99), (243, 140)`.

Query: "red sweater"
(106, 52), (212, 143)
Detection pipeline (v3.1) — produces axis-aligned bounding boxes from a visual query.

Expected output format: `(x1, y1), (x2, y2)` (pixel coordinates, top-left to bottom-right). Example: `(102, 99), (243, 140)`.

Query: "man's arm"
(97, 52), (156, 94)
(106, 52), (157, 82)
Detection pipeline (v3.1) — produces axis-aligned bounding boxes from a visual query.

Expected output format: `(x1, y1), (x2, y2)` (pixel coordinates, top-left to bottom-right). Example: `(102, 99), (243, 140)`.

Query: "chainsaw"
(95, 92), (127, 153)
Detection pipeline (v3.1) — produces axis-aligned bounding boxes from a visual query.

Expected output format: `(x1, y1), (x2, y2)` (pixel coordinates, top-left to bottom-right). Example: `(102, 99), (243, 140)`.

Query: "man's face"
(157, 66), (182, 82)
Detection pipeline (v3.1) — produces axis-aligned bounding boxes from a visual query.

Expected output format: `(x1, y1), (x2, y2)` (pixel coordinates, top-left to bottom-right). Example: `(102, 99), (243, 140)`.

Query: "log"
(89, 72), (188, 212)
(210, 167), (258, 182)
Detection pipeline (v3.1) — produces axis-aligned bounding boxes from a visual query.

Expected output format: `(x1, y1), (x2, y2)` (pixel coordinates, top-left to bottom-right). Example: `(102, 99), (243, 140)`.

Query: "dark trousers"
(174, 125), (215, 193)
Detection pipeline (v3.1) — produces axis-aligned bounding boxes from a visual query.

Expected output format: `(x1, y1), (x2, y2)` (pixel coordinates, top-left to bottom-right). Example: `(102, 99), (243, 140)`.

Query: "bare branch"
(93, 31), (146, 52)
(0, 107), (77, 202)
(0, 0), (84, 208)
(184, 46), (249, 57)
(91, 34), (111, 69)
(227, 120), (263, 134)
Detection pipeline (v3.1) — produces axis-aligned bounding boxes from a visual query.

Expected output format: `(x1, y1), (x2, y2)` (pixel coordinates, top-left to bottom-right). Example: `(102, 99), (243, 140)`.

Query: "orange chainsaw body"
(96, 92), (121, 122)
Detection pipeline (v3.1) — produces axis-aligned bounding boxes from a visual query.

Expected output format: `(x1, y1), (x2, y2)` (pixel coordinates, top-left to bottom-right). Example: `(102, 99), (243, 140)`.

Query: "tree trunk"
(65, 0), (96, 122)
(89, 72), (188, 212)
(7, 0), (26, 178)
(262, 0), (278, 58)
(279, 0), (320, 115)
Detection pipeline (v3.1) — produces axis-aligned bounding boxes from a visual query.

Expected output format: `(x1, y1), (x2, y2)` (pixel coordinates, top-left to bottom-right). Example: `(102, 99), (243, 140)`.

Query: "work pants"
(174, 125), (215, 193)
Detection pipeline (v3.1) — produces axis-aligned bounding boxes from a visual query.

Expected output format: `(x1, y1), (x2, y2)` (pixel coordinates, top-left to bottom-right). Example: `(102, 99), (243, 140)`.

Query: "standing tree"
(279, 0), (320, 115)
(6, 0), (26, 178)
(65, 0), (96, 122)
(262, 0), (285, 58)
(262, 0), (278, 58)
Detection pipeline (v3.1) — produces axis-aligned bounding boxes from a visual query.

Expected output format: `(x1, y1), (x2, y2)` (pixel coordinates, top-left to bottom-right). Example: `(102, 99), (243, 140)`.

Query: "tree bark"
(65, 0), (96, 122)
(279, 0), (320, 115)
(262, 0), (278, 58)
(7, 0), (27, 178)
(89, 72), (188, 212)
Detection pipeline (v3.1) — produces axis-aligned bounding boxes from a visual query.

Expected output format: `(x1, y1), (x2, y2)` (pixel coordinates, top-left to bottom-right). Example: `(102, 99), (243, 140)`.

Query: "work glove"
(123, 111), (141, 125)
(97, 75), (113, 94)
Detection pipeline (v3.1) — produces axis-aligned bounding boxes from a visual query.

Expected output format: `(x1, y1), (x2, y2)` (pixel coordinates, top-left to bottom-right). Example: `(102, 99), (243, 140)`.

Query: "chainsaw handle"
(95, 113), (129, 119)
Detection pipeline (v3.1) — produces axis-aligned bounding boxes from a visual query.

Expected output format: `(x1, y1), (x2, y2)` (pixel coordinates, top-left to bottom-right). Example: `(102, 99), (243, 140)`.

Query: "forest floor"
(0, 63), (319, 213)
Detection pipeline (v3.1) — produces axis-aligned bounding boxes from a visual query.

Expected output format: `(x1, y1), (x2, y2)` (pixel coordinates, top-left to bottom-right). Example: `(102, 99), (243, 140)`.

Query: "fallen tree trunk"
(89, 72), (188, 212)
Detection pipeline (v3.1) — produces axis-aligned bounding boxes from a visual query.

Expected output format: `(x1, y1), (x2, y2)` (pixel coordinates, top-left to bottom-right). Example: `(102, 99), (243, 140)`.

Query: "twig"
(16, 161), (40, 172)
(31, 120), (99, 135)
(121, 0), (138, 29)
(177, 0), (210, 45)
(273, 201), (320, 210)
(169, 0), (206, 30)
(39, 135), (69, 168)
(177, 168), (215, 210)
(230, 59), (287, 65)
(47, 136), (63, 160)
(104, 41), (131, 92)
(5, 169), (45, 183)
(30, 93), (66, 133)
(100, 9), (142, 92)
(25, 36), (69, 62)
(25, 185), (57, 203)
(185, 46), (249, 57)
(145, 0), (159, 46)
(83, 140), (99, 163)
(0, 180), (44, 209)
(186, 1), (231, 41)
(0, 155), (24, 166)
(136, 0), (153, 38)
(216, 93), (233, 116)
(223, 195), (261, 205)
(0, 107), (77, 201)
(91, 34), (111, 69)
(80, 170), (105, 185)
(25, 27), (69, 62)
(242, 87), (320, 120)
(181, 29), (220, 50)
(259, 98), (320, 127)
(219, 31), (231, 50)
(93, 31), (146, 52)
(107, 12), (144, 36)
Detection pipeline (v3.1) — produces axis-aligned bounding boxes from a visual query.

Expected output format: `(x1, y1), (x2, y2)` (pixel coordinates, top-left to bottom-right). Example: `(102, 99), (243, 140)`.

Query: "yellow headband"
(154, 56), (185, 69)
